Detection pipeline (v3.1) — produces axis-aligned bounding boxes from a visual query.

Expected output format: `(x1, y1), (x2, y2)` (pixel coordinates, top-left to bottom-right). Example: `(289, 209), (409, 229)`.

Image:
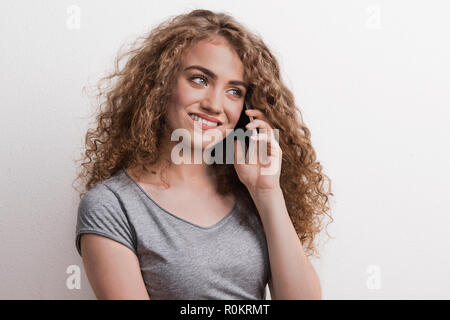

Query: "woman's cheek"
(171, 80), (192, 107)
(231, 108), (243, 126)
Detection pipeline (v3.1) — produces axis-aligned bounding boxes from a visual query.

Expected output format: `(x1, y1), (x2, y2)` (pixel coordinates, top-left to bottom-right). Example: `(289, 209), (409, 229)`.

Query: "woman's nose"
(200, 88), (223, 114)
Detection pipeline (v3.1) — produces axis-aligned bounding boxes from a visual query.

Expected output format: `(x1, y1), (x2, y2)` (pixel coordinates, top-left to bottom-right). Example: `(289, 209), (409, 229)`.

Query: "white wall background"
(1, 0), (449, 299)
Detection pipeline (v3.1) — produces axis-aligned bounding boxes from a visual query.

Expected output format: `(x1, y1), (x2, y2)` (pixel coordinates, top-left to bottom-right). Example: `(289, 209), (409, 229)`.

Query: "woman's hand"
(233, 108), (282, 193)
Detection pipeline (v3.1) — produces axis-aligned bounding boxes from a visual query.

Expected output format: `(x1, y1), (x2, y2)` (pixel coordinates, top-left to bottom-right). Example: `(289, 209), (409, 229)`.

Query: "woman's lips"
(189, 113), (222, 130)
(190, 112), (222, 124)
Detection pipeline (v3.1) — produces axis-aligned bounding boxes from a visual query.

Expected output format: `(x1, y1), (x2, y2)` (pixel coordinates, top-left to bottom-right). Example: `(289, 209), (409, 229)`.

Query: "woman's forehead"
(181, 38), (244, 80)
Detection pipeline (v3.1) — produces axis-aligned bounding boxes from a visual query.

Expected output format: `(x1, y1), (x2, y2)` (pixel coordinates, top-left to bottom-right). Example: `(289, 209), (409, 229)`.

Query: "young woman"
(74, 9), (333, 300)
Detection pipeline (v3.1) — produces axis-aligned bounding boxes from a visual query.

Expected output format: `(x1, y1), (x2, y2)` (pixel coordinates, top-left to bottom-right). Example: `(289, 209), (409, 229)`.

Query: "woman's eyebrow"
(184, 65), (247, 88)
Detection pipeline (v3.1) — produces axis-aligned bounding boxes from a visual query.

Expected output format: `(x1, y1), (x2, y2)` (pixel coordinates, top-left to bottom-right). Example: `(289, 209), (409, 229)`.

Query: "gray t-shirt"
(75, 168), (271, 300)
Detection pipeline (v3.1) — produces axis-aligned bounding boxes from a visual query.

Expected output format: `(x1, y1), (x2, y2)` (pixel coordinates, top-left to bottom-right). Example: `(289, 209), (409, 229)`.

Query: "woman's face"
(165, 36), (247, 151)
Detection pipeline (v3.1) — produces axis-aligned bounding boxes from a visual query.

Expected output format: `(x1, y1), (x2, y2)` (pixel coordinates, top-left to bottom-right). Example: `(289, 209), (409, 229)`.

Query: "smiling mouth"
(188, 113), (222, 129)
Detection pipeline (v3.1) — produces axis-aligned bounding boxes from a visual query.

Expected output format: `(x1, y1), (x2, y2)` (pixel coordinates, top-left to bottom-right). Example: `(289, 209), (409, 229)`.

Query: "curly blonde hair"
(73, 9), (334, 258)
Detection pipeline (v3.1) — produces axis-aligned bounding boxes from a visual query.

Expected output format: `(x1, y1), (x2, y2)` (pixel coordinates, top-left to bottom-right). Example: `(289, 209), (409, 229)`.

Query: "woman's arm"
(249, 186), (322, 300)
(80, 234), (150, 300)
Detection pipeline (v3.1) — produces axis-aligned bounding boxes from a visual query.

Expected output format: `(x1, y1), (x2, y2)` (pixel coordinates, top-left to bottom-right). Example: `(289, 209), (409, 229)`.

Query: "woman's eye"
(191, 76), (207, 86)
(229, 88), (242, 97)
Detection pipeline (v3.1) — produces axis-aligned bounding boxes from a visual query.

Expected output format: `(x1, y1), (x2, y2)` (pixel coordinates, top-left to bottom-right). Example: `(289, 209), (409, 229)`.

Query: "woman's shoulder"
(79, 169), (130, 209)
(79, 182), (119, 212)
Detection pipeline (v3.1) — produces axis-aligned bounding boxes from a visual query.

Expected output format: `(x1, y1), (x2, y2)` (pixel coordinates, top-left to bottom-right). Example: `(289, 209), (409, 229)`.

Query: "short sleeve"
(75, 183), (137, 257)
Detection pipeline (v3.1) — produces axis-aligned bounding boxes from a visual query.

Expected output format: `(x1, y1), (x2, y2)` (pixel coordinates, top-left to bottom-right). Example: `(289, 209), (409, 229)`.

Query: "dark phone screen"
(231, 100), (258, 152)
(233, 100), (252, 132)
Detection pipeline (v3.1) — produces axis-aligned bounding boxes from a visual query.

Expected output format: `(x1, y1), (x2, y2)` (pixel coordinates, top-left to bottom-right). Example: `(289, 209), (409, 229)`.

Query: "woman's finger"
(244, 108), (266, 118)
(246, 119), (272, 131)
(249, 133), (272, 165)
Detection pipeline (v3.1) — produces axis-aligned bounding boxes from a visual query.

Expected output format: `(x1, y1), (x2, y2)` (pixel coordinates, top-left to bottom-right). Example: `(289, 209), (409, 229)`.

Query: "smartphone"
(234, 100), (258, 135)
(232, 100), (258, 152)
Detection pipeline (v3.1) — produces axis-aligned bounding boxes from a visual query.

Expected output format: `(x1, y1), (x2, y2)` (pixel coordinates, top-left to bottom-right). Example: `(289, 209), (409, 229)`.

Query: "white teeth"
(189, 114), (219, 127)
